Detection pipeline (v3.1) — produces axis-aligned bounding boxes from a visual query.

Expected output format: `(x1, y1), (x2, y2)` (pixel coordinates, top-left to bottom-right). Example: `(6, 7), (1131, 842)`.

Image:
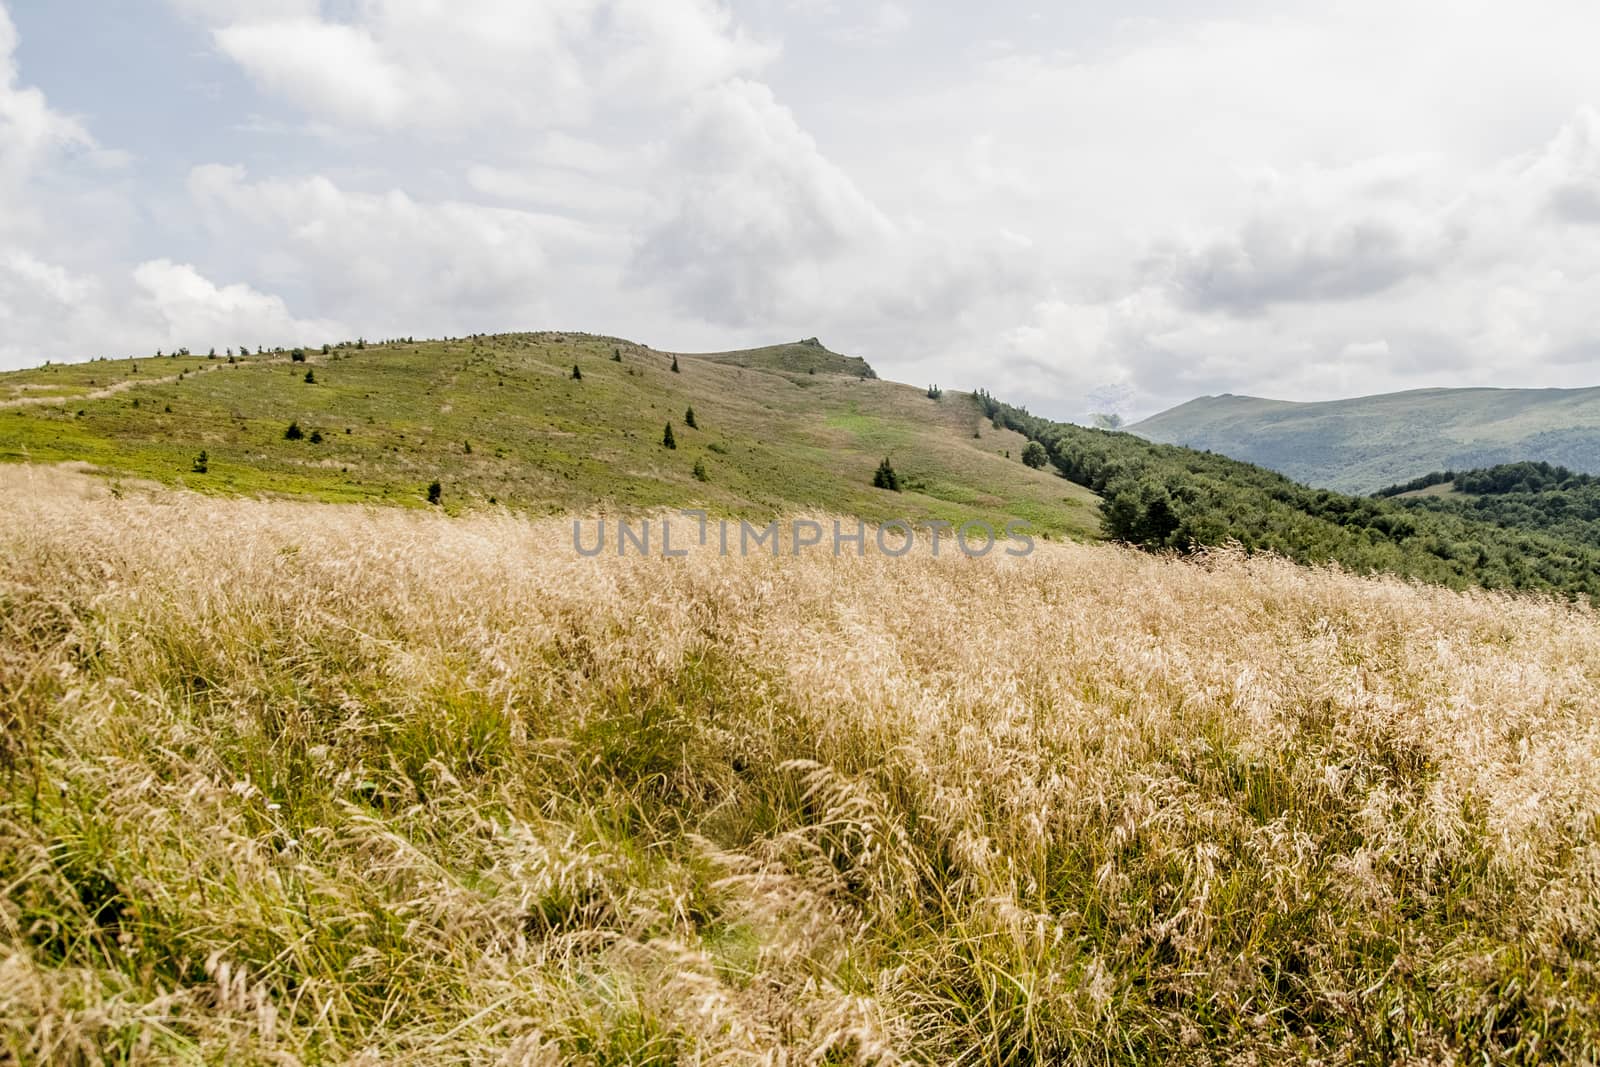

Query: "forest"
(1378, 461), (1600, 552)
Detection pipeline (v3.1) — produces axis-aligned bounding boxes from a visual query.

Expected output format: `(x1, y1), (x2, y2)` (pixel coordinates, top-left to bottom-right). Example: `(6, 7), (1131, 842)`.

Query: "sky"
(4, 2), (1600, 421)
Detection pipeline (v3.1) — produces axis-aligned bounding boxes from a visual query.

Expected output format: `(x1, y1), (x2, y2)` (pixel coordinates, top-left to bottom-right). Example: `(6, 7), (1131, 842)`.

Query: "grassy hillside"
(3, 474), (1598, 1063)
(0, 334), (1096, 541)
(1131, 386), (1600, 493)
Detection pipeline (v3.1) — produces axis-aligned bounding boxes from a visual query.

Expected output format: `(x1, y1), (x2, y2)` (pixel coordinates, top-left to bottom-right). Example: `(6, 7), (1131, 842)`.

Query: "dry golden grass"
(2, 466), (1599, 1064)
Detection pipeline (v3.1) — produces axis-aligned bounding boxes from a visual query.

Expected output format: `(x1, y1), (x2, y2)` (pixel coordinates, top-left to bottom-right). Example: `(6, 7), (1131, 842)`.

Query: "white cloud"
(8, 0), (1600, 425)
(632, 79), (892, 325)
(213, 19), (411, 128)
(0, 249), (336, 366)
(131, 259), (343, 349)
(0, 4), (91, 214)
(186, 164), (607, 336)
(180, 0), (775, 134)
(0, 4), (345, 367)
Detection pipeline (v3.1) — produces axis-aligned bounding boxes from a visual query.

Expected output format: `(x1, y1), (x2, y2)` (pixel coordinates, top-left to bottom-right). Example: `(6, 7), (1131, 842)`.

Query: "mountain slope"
(0, 333), (1098, 540)
(977, 391), (1600, 598)
(1131, 386), (1600, 493)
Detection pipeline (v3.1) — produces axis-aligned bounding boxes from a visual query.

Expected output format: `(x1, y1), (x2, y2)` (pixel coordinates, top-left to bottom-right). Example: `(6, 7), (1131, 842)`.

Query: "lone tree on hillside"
(671, 355), (681, 373)
(304, 369), (316, 384)
(284, 421), (304, 441)
(612, 348), (623, 362)
(571, 364), (583, 380)
(927, 384), (943, 400)
(684, 406), (697, 429)
(663, 422), (677, 449)
(291, 349), (306, 363)
(1022, 441), (1049, 469)
(873, 457), (901, 492)
(693, 457), (709, 482)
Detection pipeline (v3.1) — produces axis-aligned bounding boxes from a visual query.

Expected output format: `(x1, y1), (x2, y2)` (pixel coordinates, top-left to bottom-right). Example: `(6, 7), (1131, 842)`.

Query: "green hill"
(1131, 386), (1600, 494)
(0, 334), (1097, 540)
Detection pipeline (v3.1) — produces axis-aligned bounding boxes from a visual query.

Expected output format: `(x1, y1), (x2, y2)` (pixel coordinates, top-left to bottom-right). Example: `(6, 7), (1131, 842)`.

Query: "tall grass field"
(2, 466), (1598, 1064)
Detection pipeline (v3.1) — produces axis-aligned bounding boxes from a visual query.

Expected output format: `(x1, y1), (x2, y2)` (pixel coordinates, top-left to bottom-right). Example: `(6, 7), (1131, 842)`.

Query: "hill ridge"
(1132, 384), (1600, 493)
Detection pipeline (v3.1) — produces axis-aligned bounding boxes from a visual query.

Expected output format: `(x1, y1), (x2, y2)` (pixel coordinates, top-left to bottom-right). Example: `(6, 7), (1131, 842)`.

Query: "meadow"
(3, 467), (1598, 1064)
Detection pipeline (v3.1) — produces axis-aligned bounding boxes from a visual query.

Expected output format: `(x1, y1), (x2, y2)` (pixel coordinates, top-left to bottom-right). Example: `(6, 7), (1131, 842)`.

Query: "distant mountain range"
(1131, 387), (1600, 494)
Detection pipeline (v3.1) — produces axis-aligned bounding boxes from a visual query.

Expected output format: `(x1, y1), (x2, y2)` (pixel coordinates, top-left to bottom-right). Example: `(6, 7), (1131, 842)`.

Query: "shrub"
(571, 364), (583, 381)
(873, 457), (901, 492)
(671, 355), (681, 373)
(684, 406), (697, 429)
(612, 348), (623, 362)
(291, 349), (306, 363)
(309, 430), (323, 444)
(1022, 441), (1049, 469)
(927, 384), (943, 400)
(304, 369), (316, 384)
(191, 450), (208, 474)
(663, 423), (677, 450)
(693, 457), (709, 482)
(426, 481), (442, 505)
(284, 421), (304, 441)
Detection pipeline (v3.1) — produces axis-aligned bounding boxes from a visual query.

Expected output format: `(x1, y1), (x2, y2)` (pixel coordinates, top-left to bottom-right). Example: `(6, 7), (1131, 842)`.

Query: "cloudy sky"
(4, 1), (1600, 420)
